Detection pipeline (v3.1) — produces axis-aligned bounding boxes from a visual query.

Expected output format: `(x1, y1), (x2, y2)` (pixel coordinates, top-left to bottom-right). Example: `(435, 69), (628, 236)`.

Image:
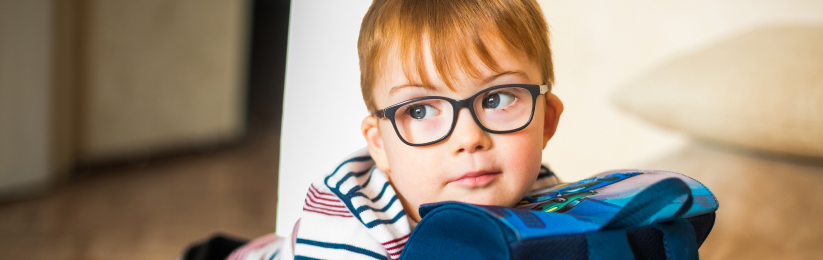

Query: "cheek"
(514, 105), (547, 160)
(381, 132), (445, 206)
(495, 120), (544, 182)
(502, 112), (544, 155)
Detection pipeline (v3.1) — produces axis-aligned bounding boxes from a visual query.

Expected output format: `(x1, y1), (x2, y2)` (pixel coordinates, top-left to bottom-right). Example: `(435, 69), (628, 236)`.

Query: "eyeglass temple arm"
(374, 110), (385, 118)
(540, 84), (551, 94)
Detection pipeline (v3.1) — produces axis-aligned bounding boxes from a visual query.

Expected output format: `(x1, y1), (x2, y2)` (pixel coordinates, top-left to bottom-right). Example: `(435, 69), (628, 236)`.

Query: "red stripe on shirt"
(303, 202), (351, 214)
(381, 233), (410, 246)
(309, 184), (338, 197)
(385, 241), (406, 252)
(308, 185), (343, 203)
(303, 207), (354, 218)
(390, 250), (403, 260)
(304, 195), (347, 209)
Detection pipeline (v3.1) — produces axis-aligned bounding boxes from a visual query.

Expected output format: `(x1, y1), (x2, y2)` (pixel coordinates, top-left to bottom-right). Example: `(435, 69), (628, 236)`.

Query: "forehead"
(372, 37), (540, 107)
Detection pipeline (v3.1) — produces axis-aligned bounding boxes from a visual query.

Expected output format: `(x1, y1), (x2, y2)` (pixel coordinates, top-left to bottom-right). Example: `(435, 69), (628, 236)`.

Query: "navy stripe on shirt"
(364, 209), (406, 228)
(323, 156), (374, 224)
(324, 156), (405, 227)
(355, 195), (398, 213)
(335, 169), (372, 189)
(296, 238), (388, 260)
(294, 256), (322, 260)
(349, 181), (391, 202)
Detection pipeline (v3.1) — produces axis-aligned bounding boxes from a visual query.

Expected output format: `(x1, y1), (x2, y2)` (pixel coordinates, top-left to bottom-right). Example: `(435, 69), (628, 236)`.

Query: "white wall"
(277, 0), (823, 235)
(539, 0), (823, 181)
(277, 0), (373, 235)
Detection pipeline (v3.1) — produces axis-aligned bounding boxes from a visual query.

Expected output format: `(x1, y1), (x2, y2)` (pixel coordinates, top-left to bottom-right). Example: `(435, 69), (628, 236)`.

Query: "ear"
(541, 93), (564, 149)
(362, 116), (391, 172)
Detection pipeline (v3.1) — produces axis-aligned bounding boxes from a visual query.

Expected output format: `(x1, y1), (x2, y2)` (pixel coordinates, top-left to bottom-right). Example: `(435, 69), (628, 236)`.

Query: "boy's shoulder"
(534, 164), (561, 190)
(296, 148), (411, 259)
(306, 147), (409, 232)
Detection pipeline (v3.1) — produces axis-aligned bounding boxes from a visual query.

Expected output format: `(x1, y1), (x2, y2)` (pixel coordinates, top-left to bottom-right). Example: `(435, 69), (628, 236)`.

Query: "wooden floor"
(0, 127), (280, 260)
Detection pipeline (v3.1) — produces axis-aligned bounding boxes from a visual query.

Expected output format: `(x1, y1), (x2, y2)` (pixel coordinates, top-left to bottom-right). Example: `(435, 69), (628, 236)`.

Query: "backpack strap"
(585, 230), (635, 260)
(652, 219), (699, 260)
(602, 178), (694, 230)
(588, 178), (696, 260)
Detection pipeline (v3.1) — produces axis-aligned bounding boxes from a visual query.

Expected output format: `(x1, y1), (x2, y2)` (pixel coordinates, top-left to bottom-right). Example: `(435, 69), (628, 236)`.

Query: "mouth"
(450, 170), (502, 188)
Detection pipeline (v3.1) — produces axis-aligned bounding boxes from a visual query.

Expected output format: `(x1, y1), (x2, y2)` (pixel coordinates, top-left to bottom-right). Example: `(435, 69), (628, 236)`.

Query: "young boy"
(228, 0), (563, 259)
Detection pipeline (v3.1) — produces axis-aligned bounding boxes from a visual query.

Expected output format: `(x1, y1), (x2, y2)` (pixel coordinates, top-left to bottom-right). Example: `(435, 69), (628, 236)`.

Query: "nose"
(449, 108), (492, 154)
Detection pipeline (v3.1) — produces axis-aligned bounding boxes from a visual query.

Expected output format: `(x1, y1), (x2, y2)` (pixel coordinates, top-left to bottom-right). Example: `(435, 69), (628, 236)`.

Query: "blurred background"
(1, 0), (822, 259)
(1, 0), (289, 259)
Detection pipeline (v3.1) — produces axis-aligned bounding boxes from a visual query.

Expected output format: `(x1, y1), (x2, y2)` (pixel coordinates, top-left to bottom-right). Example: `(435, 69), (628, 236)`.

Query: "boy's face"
(361, 40), (563, 222)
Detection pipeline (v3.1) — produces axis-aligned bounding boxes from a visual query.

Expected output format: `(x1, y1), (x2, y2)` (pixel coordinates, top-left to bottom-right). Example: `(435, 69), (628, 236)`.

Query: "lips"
(450, 170), (502, 187)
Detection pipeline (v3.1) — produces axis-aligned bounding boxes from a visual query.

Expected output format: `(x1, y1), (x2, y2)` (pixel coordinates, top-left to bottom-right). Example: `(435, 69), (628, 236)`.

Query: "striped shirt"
(227, 148), (559, 260)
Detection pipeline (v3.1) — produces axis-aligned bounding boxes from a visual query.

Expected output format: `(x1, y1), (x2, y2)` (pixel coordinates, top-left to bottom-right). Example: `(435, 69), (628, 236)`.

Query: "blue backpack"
(400, 170), (718, 260)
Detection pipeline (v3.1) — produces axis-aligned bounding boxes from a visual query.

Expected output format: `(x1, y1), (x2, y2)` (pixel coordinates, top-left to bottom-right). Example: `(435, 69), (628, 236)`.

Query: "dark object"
(182, 234), (248, 260)
(245, 0), (290, 129)
(400, 178), (715, 260)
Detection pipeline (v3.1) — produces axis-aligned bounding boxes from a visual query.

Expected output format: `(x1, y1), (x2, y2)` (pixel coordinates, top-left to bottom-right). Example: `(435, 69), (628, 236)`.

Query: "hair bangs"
(359, 0), (553, 113)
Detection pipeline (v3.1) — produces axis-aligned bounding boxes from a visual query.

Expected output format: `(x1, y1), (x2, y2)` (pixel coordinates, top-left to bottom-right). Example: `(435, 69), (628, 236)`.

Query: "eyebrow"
(388, 84), (436, 96)
(388, 70), (531, 96)
(480, 70), (530, 86)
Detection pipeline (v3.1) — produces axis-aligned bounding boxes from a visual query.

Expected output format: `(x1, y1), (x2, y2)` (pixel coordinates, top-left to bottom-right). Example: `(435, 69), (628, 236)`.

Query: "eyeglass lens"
(392, 86), (535, 144)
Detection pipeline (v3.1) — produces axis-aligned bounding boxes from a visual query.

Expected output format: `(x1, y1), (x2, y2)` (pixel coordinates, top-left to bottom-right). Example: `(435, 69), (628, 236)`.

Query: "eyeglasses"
(374, 84), (550, 146)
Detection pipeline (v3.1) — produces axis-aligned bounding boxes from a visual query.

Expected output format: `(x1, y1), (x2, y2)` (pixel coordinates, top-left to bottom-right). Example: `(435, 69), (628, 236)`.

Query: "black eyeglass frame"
(374, 84), (551, 146)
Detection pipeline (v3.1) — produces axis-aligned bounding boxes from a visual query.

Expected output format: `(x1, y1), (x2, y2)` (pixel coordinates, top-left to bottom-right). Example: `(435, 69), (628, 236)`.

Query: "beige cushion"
(644, 143), (823, 260)
(612, 25), (823, 159)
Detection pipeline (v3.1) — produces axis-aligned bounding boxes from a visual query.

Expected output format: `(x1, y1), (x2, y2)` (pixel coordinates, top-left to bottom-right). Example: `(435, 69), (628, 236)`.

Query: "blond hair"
(357, 0), (554, 113)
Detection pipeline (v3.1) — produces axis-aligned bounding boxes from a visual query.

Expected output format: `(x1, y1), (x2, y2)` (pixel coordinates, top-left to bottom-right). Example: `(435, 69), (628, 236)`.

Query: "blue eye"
(482, 92), (516, 109)
(408, 104), (438, 119)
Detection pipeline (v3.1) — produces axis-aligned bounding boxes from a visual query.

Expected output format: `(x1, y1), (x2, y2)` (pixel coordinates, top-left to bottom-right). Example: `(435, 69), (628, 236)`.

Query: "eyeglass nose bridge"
(449, 96), (474, 114)
(446, 95), (485, 132)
